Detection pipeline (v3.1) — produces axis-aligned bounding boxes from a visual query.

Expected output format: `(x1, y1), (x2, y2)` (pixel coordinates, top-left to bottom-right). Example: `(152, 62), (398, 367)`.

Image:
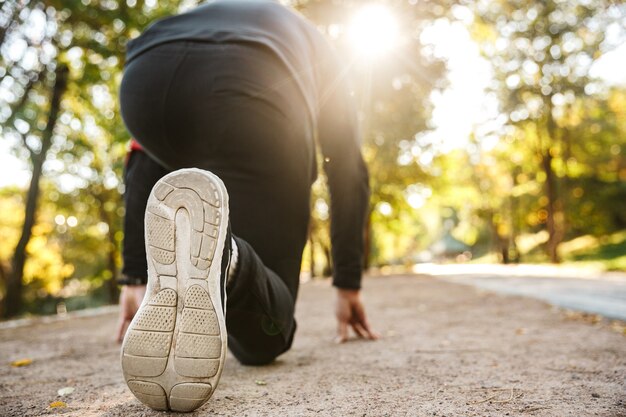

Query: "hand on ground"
(115, 285), (146, 343)
(335, 288), (380, 343)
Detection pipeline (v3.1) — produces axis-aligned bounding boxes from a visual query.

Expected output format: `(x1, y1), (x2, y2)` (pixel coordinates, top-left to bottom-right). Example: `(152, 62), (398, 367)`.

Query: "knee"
(235, 351), (281, 366)
(229, 340), (292, 366)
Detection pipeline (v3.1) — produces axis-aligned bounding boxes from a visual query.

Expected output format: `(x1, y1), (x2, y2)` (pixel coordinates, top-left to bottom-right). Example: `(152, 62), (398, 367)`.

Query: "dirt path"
(1, 275), (625, 416)
(415, 264), (626, 320)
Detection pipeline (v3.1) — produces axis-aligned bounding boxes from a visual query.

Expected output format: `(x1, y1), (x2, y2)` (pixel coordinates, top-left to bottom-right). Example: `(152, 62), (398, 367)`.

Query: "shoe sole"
(121, 168), (229, 412)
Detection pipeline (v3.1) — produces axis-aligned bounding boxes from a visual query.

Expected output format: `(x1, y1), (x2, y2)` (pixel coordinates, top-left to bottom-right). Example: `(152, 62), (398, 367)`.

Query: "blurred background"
(0, 0), (624, 319)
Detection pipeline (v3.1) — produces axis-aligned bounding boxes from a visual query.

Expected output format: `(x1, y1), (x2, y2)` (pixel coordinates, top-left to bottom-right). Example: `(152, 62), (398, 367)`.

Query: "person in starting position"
(116, 0), (377, 411)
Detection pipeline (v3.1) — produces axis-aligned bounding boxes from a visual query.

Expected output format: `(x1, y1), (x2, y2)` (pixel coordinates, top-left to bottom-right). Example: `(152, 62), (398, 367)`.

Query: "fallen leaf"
(57, 387), (75, 396)
(255, 380), (267, 386)
(49, 401), (66, 408)
(11, 358), (33, 367)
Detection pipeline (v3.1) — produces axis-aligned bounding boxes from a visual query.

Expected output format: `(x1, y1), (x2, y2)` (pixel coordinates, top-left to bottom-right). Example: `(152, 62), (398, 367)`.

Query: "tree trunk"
(3, 65), (68, 318)
(500, 239), (510, 264)
(103, 210), (120, 303)
(0, 261), (6, 285)
(92, 190), (120, 303)
(487, 210), (507, 264)
(105, 239), (119, 303)
(309, 232), (315, 279)
(322, 244), (332, 277)
(510, 168), (521, 263)
(542, 98), (564, 264)
(542, 150), (561, 263)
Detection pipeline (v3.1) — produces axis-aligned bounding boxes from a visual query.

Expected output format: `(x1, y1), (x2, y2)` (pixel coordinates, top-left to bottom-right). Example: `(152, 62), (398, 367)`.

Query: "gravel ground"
(1, 274), (625, 417)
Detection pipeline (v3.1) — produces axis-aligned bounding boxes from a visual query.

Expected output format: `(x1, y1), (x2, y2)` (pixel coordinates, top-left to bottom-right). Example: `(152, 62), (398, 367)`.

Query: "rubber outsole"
(121, 168), (229, 412)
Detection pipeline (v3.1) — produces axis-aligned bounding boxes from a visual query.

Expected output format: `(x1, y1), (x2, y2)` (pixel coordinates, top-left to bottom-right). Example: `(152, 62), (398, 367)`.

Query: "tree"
(1, 0), (203, 316)
(297, 0), (449, 267)
(5, 64), (68, 317)
(471, 0), (623, 262)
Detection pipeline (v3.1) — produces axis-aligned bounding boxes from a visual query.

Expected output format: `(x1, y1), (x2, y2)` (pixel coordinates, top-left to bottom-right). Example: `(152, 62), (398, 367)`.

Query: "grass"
(471, 230), (626, 272)
(561, 230), (626, 271)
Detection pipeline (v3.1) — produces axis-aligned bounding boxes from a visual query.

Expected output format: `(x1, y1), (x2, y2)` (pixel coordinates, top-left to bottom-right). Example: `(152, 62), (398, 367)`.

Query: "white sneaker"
(121, 168), (231, 412)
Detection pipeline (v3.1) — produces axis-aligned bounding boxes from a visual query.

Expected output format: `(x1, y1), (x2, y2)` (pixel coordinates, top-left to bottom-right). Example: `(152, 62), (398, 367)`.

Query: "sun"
(348, 4), (399, 59)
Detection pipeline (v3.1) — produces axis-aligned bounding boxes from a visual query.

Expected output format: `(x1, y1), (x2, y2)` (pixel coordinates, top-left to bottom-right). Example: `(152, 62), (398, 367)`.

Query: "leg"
(120, 42), (315, 365)
(121, 149), (303, 365)
(226, 238), (297, 365)
(122, 150), (170, 281)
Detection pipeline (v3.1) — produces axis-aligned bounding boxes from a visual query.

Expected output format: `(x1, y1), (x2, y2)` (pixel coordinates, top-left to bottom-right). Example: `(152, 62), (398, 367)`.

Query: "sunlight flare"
(348, 4), (399, 58)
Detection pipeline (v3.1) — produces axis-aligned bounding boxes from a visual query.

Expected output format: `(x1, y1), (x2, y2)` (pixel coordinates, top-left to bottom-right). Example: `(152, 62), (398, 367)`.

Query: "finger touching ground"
(116, 317), (130, 343)
(336, 321), (349, 344)
(351, 321), (368, 339)
(355, 313), (380, 340)
(364, 323), (381, 340)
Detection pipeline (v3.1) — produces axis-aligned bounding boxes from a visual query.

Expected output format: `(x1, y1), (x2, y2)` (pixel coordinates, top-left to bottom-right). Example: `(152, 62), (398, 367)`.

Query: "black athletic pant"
(120, 42), (315, 365)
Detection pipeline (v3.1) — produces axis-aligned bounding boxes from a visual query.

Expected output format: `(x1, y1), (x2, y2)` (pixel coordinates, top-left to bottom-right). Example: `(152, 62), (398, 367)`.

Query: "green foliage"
(458, 0), (626, 262)
(563, 231), (626, 271)
(298, 0), (449, 267)
(0, 0), (204, 315)
(1, 0), (626, 317)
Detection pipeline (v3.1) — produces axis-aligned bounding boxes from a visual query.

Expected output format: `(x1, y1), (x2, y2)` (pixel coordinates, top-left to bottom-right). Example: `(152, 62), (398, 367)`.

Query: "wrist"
(336, 287), (359, 294)
(336, 288), (360, 302)
(117, 276), (146, 286)
(332, 269), (362, 290)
